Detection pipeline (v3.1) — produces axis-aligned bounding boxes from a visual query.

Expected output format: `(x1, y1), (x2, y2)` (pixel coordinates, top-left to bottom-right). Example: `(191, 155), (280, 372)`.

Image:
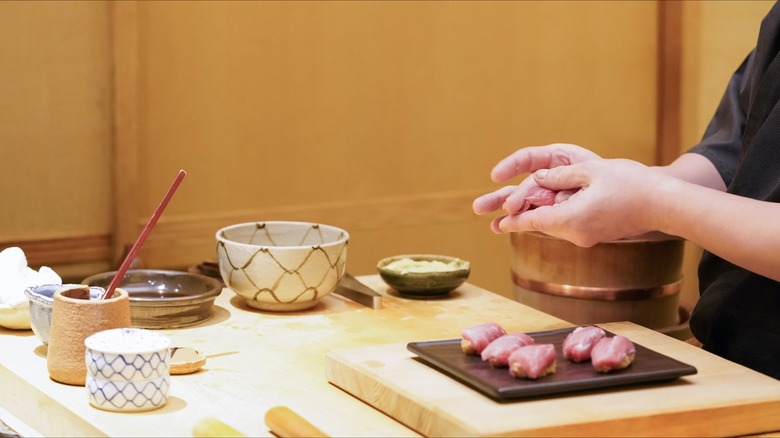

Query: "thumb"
(533, 164), (590, 191)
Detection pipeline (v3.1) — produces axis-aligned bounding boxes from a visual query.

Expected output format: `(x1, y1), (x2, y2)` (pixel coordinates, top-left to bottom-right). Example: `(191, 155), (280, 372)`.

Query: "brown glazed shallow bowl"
(377, 254), (470, 296)
(82, 269), (223, 329)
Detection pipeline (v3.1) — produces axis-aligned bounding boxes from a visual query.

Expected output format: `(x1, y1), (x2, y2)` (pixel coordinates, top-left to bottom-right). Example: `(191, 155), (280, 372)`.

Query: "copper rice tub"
(511, 231), (685, 330)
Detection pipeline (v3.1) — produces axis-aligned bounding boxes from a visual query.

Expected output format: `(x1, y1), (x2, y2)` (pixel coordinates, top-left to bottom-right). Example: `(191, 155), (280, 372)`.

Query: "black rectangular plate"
(407, 327), (697, 402)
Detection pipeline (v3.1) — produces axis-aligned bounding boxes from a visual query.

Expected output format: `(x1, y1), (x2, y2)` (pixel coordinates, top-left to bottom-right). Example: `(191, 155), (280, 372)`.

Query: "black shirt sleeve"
(687, 51), (755, 187)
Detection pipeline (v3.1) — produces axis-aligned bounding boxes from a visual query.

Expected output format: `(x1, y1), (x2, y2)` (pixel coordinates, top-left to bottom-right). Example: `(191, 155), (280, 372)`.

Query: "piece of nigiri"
(591, 335), (636, 373)
(461, 322), (506, 355)
(562, 326), (606, 363)
(508, 344), (557, 379)
(481, 332), (535, 367)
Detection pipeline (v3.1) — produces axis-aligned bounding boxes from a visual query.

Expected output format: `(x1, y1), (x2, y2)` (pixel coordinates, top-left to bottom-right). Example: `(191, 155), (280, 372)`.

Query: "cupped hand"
(473, 143), (601, 218)
(493, 158), (667, 246)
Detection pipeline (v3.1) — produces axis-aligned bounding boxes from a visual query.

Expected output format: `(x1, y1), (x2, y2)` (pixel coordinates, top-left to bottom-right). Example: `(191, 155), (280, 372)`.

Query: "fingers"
(501, 177), (539, 214)
(494, 166), (592, 234)
(496, 209), (544, 234)
(472, 186), (517, 215)
(533, 163), (592, 191)
(490, 216), (506, 234)
(490, 144), (601, 183)
(496, 204), (569, 237)
(477, 166), (589, 219)
(490, 146), (552, 183)
(555, 189), (578, 203)
(480, 145), (604, 238)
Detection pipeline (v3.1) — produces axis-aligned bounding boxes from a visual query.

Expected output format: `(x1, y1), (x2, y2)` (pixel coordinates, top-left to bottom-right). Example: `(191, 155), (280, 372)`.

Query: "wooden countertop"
(326, 321), (780, 436)
(0, 275), (570, 437)
(2, 275), (780, 437)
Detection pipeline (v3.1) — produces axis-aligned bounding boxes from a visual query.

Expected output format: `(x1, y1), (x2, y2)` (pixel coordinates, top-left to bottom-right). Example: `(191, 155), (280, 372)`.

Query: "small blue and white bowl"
(24, 284), (103, 345)
(84, 328), (171, 412)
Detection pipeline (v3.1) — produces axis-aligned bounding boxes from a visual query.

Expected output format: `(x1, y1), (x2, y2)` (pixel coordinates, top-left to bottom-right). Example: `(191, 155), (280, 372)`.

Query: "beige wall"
(129, 1), (657, 298)
(680, 1), (772, 148)
(0, 1), (113, 279)
(0, 2), (111, 240)
(0, 1), (770, 303)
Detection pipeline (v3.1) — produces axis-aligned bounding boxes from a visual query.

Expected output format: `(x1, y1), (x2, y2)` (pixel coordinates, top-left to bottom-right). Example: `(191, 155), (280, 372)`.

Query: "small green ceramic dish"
(377, 254), (470, 296)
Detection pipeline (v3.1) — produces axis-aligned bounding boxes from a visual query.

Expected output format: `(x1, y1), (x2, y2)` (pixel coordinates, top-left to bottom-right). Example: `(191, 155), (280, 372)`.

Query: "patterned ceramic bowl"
(216, 221), (349, 311)
(85, 328), (171, 412)
(24, 284), (104, 345)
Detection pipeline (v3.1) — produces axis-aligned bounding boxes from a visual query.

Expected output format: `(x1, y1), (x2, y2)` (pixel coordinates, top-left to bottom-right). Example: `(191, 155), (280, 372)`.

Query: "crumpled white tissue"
(0, 246), (62, 329)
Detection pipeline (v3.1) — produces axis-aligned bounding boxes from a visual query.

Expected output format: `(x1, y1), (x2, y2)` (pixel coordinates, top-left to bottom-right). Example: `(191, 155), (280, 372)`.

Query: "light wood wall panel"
(0, 1), (113, 279)
(0, 3), (111, 240)
(129, 1), (659, 297)
(680, 0), (773, 150)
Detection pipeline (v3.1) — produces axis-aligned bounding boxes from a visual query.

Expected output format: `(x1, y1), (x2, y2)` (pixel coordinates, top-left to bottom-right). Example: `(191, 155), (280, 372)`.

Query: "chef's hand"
(491, 158), (667, 246)
(472, 144), (601, 232)
(488, 143), (601, 184)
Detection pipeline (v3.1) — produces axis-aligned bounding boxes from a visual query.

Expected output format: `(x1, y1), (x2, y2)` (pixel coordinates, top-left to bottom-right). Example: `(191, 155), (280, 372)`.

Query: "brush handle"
(264, 406), (328, 438)
(104, 169), (186, 299)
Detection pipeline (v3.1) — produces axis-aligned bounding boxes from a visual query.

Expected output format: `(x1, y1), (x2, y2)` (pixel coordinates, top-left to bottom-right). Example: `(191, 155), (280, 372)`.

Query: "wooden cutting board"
(326, 321), (780, 437)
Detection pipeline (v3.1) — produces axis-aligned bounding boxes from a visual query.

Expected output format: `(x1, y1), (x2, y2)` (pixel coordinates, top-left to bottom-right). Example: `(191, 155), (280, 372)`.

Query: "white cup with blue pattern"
(85, 328), (171, 412)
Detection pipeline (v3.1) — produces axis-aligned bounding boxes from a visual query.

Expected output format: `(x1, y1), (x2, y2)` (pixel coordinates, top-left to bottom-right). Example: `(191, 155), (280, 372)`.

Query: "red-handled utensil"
(103, 169), (186, 300)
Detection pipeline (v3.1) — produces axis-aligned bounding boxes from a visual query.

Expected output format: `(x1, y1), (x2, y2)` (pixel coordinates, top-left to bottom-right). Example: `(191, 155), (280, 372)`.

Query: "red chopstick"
(103, 169), (187, 300)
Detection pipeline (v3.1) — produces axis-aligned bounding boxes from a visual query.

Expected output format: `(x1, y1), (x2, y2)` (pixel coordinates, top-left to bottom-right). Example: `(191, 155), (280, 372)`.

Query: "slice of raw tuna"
(591, 335), (636, 372)
(508, 343), (557, 379)
(562, 325), (606, 363)
(461, 322), (506, 355)
(481, 332), (536, 367)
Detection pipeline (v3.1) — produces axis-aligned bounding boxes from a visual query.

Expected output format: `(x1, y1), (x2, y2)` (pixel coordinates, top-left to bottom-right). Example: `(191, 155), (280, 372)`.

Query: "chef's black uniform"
(688, 1), (780, 379)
